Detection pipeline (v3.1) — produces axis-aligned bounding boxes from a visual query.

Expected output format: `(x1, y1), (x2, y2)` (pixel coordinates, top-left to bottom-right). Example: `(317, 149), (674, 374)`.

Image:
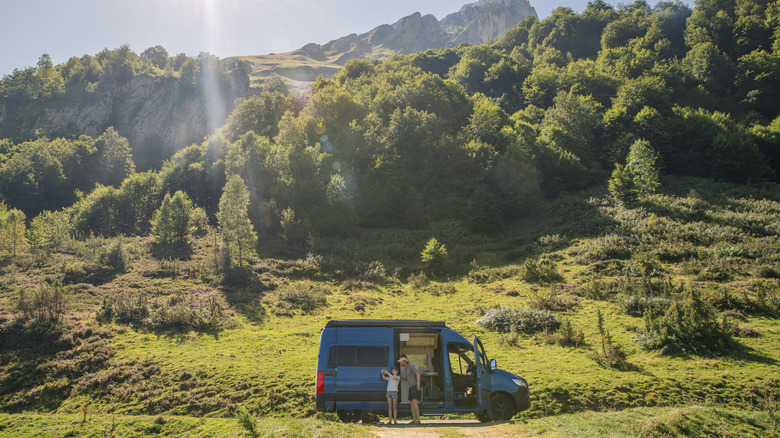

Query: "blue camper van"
(315, 319), (530, 422)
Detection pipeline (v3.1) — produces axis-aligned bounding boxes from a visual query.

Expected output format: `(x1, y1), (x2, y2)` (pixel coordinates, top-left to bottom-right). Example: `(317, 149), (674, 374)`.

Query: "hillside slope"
(1, 177), (777, 434)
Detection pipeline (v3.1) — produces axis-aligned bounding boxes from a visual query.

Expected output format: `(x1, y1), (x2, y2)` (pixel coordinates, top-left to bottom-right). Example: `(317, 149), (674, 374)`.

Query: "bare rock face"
(314, 0), (537, 57)
(4, 69), (249, 167)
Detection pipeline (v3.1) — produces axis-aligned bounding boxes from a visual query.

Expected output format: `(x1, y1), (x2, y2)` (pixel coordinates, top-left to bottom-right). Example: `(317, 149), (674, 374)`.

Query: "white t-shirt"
(386, 374), (400, 391)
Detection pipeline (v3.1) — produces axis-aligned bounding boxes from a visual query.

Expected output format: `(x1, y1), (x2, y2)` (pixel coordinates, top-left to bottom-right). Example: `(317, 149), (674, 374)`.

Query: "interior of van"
(397, 332), (478, 409)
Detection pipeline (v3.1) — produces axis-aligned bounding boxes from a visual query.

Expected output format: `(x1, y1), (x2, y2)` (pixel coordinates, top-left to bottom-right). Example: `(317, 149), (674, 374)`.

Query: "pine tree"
(625, 139), (661, 194)
(151, 193), (173, 244)
(217, 175), (257, 268)
(1, 206), (27, 258)
(169, 191), (194, 243)
(608, 163), (639, 205)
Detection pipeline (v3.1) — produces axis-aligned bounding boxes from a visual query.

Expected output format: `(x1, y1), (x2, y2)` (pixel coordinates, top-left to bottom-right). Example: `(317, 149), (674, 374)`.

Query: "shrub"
(407, 271), (429, 288)
(591, 309), (630, 370)
(576, 234), (633, 263)
(422, 283), (456, 296)
(17, 280), (66, 323)
(556, 319), (586, 347)
(467, 265), (521, 284)
(535, 234), (567, 252)
(633, 289), (735, 355)
(521, 258), (563, 283)
(420, 237), (448, 273)
(617, 294), (672, 317)
(276, 282), (328, 313)
(530, 287), (580, 312)
(476, 306), (560, 334)
(98, 237), (129, 273)
(97, 292), (230, 333)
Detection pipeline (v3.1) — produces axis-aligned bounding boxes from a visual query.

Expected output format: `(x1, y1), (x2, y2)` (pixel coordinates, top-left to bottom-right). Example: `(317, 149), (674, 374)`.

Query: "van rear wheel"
(488, 393), (516, 421)
(337, 410), (362, 423)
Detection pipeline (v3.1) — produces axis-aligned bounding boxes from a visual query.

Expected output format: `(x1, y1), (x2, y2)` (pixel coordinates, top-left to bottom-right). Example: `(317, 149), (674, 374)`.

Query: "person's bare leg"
(392, 398), (398, 423)
(410, 399), (420, 423)
(386, 398), (392, 424)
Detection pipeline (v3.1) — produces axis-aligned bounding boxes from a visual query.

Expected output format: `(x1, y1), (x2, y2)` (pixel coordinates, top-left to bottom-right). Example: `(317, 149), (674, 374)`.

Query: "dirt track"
(368, 420), (524, 437)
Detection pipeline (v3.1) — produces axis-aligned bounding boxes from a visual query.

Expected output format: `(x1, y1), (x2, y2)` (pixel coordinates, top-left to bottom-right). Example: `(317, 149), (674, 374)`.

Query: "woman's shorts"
(386, 391), (398, 399)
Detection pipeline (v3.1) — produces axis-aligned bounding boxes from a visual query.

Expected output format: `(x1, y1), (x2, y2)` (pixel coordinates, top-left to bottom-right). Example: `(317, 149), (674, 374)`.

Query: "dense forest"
(0, 0), (777, 231)
(2, 0), (779, 252)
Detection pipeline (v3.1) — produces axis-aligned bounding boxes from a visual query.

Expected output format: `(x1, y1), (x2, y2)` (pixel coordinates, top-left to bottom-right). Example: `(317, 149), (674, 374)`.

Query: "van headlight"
(512, 378), (527, 388)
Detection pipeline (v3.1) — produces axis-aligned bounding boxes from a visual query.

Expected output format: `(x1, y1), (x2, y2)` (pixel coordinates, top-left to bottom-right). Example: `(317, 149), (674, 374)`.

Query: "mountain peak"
(318, 0), (537, 57)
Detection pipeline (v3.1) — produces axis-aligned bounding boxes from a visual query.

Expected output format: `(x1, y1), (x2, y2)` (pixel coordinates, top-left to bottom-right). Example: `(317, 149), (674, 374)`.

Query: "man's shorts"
(408, 386), (420, 401)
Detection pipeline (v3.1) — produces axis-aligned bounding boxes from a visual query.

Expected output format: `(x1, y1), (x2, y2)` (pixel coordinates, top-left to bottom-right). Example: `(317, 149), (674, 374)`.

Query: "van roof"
(325, 319), (446, 328)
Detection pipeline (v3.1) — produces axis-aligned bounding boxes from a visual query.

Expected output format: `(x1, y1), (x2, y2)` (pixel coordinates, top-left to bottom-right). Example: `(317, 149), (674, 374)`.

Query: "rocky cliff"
(0, 69), (249, 169)
(320, 0), (536, 58)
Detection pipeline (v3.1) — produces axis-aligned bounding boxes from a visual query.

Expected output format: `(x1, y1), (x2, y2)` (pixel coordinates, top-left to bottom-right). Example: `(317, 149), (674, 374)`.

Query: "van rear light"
(316, 371), (324, 394)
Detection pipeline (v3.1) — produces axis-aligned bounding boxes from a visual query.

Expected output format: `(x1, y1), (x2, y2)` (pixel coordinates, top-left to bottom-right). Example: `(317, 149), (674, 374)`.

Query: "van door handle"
(324, 370), (336, 377)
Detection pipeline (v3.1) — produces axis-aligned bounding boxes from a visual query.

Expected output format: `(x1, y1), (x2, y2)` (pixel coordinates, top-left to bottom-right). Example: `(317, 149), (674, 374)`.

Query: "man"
(399, 355), (421, 424)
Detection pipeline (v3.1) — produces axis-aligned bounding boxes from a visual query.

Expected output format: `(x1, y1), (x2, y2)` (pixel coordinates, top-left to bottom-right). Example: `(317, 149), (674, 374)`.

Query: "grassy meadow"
(1, 176), (779, 437)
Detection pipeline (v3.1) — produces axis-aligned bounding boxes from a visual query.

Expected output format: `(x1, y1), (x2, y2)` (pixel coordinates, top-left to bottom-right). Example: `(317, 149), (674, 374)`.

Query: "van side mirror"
(490, 359), (497, 371)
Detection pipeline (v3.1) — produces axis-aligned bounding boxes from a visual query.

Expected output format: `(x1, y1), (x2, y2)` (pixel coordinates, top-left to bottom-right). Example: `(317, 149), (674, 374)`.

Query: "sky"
(1, 0), (690, 77)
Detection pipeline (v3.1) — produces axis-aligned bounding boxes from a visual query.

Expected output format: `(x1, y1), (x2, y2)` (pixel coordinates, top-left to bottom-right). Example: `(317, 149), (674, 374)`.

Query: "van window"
(327, 345), (388, 367)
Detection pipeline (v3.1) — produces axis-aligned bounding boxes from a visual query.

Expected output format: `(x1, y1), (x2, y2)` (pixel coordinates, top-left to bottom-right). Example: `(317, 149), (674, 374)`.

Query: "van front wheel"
(337, 410), (362, 423)
(488, 393), (515, 421)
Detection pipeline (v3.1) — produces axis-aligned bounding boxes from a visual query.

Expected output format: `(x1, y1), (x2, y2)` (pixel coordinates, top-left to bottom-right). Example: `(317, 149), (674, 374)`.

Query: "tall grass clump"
(476, 305), (560, 334)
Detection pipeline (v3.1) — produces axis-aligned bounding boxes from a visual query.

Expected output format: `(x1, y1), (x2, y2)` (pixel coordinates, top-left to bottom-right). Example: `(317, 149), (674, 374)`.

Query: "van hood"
(495, 368), (528, 385)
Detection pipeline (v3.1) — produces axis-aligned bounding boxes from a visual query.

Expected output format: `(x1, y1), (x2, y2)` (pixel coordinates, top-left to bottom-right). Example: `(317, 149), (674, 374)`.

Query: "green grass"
(0, 413), (369, 437)
(1, 176), (779, 435)
(0, 406), (775, 437)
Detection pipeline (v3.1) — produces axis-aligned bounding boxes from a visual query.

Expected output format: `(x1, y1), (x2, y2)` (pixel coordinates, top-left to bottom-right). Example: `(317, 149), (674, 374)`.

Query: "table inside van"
(421, 371), (438, 401)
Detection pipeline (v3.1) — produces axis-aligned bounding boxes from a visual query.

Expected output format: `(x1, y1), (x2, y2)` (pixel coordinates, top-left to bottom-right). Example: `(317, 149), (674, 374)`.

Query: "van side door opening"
(396, 331), (444, 408)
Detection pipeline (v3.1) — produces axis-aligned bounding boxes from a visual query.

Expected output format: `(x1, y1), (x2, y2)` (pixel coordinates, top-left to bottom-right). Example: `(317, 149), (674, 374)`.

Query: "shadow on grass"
(658, 343), (778, 366)
(219, 267), (273, 325)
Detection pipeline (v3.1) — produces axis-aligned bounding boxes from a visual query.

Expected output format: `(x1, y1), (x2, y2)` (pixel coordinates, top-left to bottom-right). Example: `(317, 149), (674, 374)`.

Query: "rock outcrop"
(1, 69), (249, 168)
(318, 0), (537, 57)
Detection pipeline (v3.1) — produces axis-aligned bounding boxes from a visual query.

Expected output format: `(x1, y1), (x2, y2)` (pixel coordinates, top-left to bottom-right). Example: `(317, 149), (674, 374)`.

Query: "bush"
(420, 237), (448, 273)
(467, 265), (521, 284)
(98, 237), (129, 273)
(591, 309), (630, 370)
(617, 294), (672, 317)
(276, 282), (328, 313)
(633, 289), (735, 355)
(476, 305), (560, 334)
(556, 319), (586, 347)
(97, 292), (230, 333)
(530, 287), (580, 312)
(407, 271), (429, 288)
(17, 280), (66, 323)
(535, 234), (567, 252)
(521, 258), (563, 283)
